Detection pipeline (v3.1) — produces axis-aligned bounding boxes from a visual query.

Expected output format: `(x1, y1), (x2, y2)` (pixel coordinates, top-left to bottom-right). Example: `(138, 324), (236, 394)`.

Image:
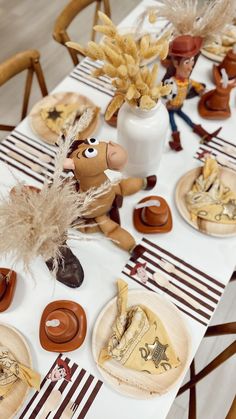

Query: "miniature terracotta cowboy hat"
(40, 300), (87, 352)
(0, 269), (17, 312)
(169, 35), (203, 58)
(198, 86), (231, 119)
(213, 49), (236, 86)
(133, 196), (172, 233)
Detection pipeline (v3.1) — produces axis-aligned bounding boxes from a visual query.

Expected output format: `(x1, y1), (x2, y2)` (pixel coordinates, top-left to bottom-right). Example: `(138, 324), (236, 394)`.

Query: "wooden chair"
(177, 272), (236, 419)
(0, 50), (48, 132)
(53, 0), (111, 66)
(177, 322), (236, 418)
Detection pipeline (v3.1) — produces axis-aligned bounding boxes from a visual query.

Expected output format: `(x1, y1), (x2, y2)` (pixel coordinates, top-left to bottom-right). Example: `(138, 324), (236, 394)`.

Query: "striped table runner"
(20, 354), (103, 419)
(0, 129), (58, 184)
(69, 57), (115, 98)
(121, 238), (225, 327)
(194, 136), (236, 172)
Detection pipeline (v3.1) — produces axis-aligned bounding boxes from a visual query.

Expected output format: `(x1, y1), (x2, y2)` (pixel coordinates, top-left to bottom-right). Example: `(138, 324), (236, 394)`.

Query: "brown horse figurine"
(64, 138), (156, 252)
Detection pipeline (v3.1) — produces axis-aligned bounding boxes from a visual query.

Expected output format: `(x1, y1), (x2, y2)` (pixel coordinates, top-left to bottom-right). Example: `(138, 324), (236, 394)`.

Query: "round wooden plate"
(0, 323), (32, 419)
(92, 290), (190, 399)
(29, 91), (100, 145)
(201, 48), (224, 63)
(175, 166), (236, 237)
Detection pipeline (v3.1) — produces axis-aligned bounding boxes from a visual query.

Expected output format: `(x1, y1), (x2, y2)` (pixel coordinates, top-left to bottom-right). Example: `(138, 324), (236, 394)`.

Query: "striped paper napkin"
(0, 129), (59, 184)
(19, 354), (103, 419)
(121, 238), (225, 327)
(194, 136), (236, 172)
(70, 57), (115, 98)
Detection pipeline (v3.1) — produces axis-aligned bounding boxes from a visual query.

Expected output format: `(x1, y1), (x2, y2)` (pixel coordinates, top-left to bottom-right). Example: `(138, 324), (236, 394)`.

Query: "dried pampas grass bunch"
(0, 124), (111, 270)
(139, 0), (236, 45)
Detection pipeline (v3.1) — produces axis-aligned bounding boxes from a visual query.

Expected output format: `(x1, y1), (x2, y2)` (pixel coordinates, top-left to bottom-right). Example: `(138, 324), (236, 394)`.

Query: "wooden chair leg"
(178, 341), (236, 396)
(92, 0), (111, 41)
(61, 32), (80, 66)
(92, 1), (100, 41)
(21, 68), (34, 119)
(226, 396), (236, 419)
(205, 322), (236, 337)
(188, 360), (197, 419)
(32, 59), (48, 97)
(103, 0), (111, 17)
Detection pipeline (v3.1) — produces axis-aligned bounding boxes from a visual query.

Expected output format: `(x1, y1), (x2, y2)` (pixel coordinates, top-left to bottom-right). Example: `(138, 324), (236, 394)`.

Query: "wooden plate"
(29, 92), (100, 145)
(0, 323), (32, 419)
(175, 167), (236, 237)
(201, 48), (224, 63)
(92, 290), (190, 399)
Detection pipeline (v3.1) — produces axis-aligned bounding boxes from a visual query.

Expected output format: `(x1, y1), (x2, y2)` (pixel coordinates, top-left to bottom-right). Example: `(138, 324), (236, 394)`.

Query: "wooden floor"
(0, 1), (235, 418)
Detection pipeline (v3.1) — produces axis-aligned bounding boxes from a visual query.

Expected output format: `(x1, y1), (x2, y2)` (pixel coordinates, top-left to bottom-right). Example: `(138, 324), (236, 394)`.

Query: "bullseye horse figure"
(64, 138), (156, 252)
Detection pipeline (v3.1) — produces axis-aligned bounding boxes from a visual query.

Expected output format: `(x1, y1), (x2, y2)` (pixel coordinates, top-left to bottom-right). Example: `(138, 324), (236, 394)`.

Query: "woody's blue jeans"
(168, 108), (194, 132)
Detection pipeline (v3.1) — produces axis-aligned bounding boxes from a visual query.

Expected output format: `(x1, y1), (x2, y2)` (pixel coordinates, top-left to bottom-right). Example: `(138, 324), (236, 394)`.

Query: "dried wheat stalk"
(66, 11), (172, 118)
(143, 0), (236, 44)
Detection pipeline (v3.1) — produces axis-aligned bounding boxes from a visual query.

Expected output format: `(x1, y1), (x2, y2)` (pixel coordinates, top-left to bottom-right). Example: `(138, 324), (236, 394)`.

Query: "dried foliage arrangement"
(140, 0), (236, 45)
(66, 12), (172, 120)
(0, 125), (111, 271)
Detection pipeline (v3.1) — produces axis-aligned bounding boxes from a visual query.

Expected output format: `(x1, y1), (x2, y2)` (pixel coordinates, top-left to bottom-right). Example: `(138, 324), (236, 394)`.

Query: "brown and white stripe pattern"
(69, 58), (115, 98)
(19, 354), (103, 419)
(121, 238), (225, 327)
(194, 136), (236, 172)
(0, 129), (58, 184)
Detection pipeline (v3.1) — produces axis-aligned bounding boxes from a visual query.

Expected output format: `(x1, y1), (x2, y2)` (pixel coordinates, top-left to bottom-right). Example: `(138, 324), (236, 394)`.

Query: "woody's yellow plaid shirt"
(167, 77), (204, 109)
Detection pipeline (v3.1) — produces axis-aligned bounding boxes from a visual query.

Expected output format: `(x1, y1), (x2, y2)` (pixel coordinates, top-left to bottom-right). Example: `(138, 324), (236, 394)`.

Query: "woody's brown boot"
(192, 124), (222, 143)
(169, 131), (183, 152)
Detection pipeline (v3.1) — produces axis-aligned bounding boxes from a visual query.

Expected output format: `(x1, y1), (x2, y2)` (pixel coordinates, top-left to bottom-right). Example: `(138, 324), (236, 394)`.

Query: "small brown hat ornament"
(198, 85), (231, 120)
(40, 300), (87, 352)
(213, 48), (236, 87)
(133, 196), (172, 233)
(0, 268), (17, 312)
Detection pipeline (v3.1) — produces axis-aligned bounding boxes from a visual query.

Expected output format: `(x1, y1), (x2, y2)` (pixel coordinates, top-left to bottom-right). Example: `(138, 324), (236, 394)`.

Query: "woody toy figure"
(164, 35), (221, 151)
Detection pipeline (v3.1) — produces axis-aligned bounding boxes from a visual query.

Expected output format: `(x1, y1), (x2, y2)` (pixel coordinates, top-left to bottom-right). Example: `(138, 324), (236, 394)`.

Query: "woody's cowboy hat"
(130, 262), (146, 276)
(0, 269), (17, 312)
(48, 358), (71, 381)
(169, 35), (203, 58)
(133, 196), (172, 234)
(40, 300), (87, 352)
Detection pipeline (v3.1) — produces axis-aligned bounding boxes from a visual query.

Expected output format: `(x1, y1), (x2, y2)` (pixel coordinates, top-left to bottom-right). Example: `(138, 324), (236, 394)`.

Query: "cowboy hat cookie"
(40, 300), (87, 352)
(133, 196), (172, 233)
(0, 269), (17, 312)
(198, 85), (231, 119)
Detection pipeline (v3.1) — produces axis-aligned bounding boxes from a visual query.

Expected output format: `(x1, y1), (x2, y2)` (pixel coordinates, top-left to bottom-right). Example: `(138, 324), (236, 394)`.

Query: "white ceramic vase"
(117, 100), (169, 177)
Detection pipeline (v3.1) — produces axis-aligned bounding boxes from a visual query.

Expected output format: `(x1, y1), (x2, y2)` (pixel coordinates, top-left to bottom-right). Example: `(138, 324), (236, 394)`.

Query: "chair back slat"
(0, 50), (48, 132)
(0, 50), (39, 86)
(53, 0), (111, 65)
(53, 0), (98, 43)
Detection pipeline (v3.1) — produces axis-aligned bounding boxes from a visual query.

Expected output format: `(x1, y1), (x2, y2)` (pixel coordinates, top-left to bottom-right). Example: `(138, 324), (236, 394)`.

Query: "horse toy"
(64, 138), (156, 253)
